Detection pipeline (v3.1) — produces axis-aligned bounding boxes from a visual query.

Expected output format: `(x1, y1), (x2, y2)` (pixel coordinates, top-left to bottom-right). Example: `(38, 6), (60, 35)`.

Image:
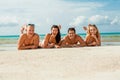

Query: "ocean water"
(0, 32), (120, 50)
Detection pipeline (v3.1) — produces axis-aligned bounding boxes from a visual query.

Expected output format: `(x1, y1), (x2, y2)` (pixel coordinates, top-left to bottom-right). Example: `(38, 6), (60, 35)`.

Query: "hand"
(65, 42), (69, 45)
(48, 43), (55, 48)
(91, 34), (97, 39)
(92, 42), (97, 45)
(55, 45), (60, 48)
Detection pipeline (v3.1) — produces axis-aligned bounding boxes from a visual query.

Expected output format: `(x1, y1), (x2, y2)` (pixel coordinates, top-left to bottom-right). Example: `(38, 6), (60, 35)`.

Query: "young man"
(61, 27), (86, 47)
(18, 24), (39, 50)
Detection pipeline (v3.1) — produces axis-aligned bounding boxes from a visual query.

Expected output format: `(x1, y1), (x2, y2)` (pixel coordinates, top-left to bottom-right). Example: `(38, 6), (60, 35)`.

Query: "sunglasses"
(27, 24), (35, 26)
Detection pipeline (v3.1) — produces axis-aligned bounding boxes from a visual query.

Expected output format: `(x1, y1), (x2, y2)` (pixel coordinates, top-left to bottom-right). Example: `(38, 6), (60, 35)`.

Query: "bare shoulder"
(34, 33), (39, 38)
(20, 34), (27, 38)
(64, 35), (69, 39)
(46, 33), (51, 36)
(18, 34), (27, 43)
(76, 34), (82, 38)
(45, 33), (51, 38)
(86, 34), (90, 37)
(76, 34), (84, 41)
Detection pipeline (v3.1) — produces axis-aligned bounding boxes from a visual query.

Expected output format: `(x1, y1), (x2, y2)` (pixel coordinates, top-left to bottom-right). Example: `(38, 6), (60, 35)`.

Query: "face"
(51, 28), (58, 36)
(26, 26), (34, 36)
(89, 26), (97, 35)
(68, 30), (75, 39)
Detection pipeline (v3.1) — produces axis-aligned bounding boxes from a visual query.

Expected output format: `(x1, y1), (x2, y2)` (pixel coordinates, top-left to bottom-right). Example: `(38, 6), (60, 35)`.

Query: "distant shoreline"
(0, 32), (120, 36)
(0, 32), (120, 46)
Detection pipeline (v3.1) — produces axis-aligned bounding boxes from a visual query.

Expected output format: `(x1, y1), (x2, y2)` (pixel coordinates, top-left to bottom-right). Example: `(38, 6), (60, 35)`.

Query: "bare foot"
(21, 24), (27, 34)
(83, 26), (87, 31)
(58, 25), (61, 30)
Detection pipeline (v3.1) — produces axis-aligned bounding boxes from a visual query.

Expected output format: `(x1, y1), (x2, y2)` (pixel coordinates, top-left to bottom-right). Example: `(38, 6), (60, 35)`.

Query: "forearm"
(87, 42), (100, 46)
(94, 38), (101, 46)
(18, 45), (38, 50)
(87, 43), (95, 46)
(80, 42), (86, 47)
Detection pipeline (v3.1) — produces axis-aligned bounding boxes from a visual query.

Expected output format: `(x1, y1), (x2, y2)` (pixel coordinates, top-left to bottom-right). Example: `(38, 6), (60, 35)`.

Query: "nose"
(30, 30), (34, 34)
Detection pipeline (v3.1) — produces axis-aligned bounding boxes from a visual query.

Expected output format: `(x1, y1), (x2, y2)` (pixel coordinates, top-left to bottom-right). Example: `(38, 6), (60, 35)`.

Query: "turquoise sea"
(0, 32), (120, 51)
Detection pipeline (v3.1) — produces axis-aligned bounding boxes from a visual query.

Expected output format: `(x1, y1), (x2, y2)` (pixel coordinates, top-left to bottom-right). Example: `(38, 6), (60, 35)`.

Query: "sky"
(0, 0), (120, 35)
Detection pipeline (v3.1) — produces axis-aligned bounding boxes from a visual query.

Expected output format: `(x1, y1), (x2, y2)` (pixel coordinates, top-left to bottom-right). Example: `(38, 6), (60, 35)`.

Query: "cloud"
(0, 16), (19, 27)
(111, 16), (120, 25)
(88, 15), (109, 24)
(0, 0), (106, 27)
(0, 16), (31, 27)
(69, 15), (120, 27)
(89, 15), (120, 25)
(69, 16), (86, 26)
(46, 18), (54, 25)
(0, 0), (120, 35)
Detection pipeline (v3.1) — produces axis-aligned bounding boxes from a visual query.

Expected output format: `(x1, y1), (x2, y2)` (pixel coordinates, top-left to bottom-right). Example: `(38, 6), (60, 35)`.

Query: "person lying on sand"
(83, 24), (101, 46)
(18, 24), (40, 50)
(40, 25), (61, 48)
(61, 27), (86, 47)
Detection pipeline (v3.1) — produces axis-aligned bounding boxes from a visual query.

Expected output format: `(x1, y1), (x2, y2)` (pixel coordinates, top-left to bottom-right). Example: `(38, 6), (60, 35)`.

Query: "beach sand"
(0, 46), (120, 80)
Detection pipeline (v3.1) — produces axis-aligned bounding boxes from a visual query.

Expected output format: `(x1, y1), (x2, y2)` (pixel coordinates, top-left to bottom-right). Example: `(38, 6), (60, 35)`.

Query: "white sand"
(0, 46), (120, 80)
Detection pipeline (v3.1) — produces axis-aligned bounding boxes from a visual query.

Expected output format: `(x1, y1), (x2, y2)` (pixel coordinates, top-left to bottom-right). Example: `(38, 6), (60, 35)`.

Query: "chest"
(87, 36), (96, 43)
(67, 38), (78, 44)
(24, 38), (34, 45)
(48, 36), (56, 43)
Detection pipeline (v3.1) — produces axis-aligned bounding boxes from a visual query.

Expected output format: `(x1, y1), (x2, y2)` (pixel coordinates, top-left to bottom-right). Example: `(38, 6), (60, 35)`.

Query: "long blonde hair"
(87, 24), (100, 38)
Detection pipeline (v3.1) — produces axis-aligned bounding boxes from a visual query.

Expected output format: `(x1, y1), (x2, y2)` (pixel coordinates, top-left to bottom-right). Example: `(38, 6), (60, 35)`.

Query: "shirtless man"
(18, 24), (39, 50)
(61, 27), (86, 47)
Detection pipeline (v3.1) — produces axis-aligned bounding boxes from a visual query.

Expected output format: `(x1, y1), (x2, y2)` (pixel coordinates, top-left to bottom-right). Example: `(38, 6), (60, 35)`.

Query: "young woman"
(41, 25), (61, 48)
(18, 24), (40, 50)
(84, 24), (101, 46)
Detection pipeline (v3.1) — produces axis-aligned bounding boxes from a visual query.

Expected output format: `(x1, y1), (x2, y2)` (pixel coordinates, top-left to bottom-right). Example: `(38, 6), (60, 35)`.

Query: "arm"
(85, 35), (96, 46)
(59, 36), (70, 47)
(91, 35), (101, 46)
(97, 34), (101, 46)
(42, 34), (52, 48)
(17, 34), (29, 50)
(85, 34), (101, 46)
(18, 34), (39, 50)
(78, 36), (86, 47)
(32, 34), (40, 48)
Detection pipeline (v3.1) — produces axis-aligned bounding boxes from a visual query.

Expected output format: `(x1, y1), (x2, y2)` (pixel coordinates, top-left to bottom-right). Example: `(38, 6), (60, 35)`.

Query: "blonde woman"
(84, 24), (101, 46)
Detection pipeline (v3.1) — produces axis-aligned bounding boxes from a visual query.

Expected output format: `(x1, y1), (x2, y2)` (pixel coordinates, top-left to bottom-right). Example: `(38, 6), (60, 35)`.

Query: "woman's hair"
(51, 25), (61, 43)
(68, 27), (76, 33)
(88, 24), (100, 38)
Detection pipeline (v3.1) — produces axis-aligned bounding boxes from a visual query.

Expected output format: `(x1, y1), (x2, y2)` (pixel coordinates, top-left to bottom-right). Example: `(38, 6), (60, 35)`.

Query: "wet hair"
(51, 25), (61, 44)
(88, 24), (100, 38)
(68, 27), (76, 33)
